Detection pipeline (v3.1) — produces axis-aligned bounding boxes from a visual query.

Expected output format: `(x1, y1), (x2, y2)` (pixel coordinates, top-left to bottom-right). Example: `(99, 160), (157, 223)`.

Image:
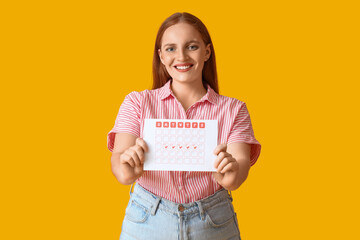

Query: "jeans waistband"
(131, 183), (232, 218)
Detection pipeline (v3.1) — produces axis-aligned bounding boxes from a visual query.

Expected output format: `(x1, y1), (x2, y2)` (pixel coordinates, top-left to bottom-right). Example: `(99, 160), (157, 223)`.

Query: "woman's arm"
(212, 142), (251, 191)
(111, 133), (148, 185)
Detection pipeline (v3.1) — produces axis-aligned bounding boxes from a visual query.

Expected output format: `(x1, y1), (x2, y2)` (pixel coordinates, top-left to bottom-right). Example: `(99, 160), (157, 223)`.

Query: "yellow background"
(1, 0), (359, 239)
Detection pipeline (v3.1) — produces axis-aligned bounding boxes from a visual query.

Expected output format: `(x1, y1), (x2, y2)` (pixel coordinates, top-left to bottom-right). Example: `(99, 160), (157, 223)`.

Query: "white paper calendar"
(143, 119), (218, 172)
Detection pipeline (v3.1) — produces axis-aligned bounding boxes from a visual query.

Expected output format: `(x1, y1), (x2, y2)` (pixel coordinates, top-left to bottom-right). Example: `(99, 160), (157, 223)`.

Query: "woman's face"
(158, 23), (211, 85)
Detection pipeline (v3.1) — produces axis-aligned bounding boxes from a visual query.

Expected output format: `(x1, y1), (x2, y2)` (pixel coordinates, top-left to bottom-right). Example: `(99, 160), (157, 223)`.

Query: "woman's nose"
(177, 48), (188, 61)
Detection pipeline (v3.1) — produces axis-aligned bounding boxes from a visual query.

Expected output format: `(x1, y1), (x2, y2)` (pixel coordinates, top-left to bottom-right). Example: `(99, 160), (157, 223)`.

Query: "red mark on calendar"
(155, 121), (207, 129)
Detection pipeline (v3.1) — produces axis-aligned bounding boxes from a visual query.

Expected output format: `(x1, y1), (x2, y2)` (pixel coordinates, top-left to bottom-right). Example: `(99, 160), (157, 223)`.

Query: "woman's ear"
(205, 43), (211, 61)
(158, 49), (164, 65)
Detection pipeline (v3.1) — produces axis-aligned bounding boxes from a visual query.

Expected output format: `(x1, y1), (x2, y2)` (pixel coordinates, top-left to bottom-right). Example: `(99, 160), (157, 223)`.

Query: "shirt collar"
(159, 79), (218, 105)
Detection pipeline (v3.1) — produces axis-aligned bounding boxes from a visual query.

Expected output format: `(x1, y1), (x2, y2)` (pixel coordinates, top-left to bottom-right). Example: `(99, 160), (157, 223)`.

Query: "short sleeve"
(107, 92), (141, 152)
(227, 102), (261, 166)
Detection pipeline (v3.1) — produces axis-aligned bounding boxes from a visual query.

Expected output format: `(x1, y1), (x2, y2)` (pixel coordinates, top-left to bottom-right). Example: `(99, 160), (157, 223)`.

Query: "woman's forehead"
(161, 23), (203, 45)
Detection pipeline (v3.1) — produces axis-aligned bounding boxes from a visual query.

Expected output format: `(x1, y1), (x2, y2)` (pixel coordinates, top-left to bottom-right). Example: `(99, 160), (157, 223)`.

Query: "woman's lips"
(174, 64), (193, 72)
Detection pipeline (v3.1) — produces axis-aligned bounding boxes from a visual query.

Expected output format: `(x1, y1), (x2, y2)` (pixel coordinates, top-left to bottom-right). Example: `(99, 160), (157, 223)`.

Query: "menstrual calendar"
(143, 119), (218, 172)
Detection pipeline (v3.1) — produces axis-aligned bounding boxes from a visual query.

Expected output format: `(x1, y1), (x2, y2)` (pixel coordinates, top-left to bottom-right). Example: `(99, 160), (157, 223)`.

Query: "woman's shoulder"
(216, 93), (246, 108)
(124, 87), (162, 101)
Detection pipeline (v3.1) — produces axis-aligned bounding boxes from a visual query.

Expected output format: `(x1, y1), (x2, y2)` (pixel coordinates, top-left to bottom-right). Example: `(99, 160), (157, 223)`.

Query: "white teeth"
(175, 65), (191, 70)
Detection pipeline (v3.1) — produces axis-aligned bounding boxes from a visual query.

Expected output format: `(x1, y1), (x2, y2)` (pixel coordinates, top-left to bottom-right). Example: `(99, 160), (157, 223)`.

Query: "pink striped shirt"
(107, 80), (261, 203)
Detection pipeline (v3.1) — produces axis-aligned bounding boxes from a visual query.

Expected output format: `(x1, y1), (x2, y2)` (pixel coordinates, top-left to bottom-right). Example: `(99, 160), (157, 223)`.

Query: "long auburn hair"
(152, 12), (219, 94)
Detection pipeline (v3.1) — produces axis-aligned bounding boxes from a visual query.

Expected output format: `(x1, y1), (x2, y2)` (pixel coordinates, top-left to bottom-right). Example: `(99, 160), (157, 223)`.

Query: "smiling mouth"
(174, 65), (193, 70)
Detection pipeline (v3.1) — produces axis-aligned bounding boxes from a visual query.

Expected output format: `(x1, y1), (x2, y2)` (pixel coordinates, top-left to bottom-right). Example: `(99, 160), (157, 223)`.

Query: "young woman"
(108, 12), (261, 240)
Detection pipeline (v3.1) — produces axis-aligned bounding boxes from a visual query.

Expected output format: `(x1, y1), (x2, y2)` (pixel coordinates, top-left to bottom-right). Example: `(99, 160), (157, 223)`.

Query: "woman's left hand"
(212, 143), (240, 189)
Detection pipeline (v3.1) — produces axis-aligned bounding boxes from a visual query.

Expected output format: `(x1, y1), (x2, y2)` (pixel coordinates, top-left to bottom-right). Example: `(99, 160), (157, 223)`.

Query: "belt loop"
(129, 183), (134, 196)
(151, 197), (162, 216)
(196, 201), (205, 221)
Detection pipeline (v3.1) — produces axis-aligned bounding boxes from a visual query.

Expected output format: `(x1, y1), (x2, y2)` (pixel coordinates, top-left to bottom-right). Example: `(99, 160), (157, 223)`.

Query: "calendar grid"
(144, 119), (217, 172)
(155, 121), (206, 166)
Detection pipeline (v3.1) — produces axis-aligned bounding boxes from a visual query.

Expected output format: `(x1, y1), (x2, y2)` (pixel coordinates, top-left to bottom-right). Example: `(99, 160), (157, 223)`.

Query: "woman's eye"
(166, 47), (174, 52)
(188, 45), (198, 50)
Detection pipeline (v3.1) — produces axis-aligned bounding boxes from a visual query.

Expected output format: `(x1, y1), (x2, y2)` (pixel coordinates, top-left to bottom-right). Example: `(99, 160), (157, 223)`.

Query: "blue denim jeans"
(120, 183), (241, 240)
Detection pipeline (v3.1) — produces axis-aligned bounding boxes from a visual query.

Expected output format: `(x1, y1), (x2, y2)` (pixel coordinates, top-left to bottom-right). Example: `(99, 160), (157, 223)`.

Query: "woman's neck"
(170, 79), (207, 111)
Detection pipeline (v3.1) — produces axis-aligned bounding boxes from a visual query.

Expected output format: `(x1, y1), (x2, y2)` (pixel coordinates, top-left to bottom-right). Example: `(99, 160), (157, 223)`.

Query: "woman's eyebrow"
(163, 40), (201, 47)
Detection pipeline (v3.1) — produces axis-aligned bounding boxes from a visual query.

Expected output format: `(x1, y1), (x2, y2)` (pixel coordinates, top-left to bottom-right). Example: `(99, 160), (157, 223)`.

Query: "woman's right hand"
(119, 137), (149, 178)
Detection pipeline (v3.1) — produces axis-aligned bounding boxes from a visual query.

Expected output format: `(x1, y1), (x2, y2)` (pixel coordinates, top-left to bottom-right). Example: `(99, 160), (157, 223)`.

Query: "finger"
(136, 138), (149, 152)
(213, 143), (227, 155)
(132, 145), (145, 164)
(217, 157), (232, 173)
(120, 153), (135, 168)
(221, 161), (237, 174)
(128, 149), (141, 167)
(213, 151), (231, 169)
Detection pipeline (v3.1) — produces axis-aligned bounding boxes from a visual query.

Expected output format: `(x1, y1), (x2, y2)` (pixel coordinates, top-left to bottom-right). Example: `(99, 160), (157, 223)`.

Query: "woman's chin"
(171, 77), (201, 84)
